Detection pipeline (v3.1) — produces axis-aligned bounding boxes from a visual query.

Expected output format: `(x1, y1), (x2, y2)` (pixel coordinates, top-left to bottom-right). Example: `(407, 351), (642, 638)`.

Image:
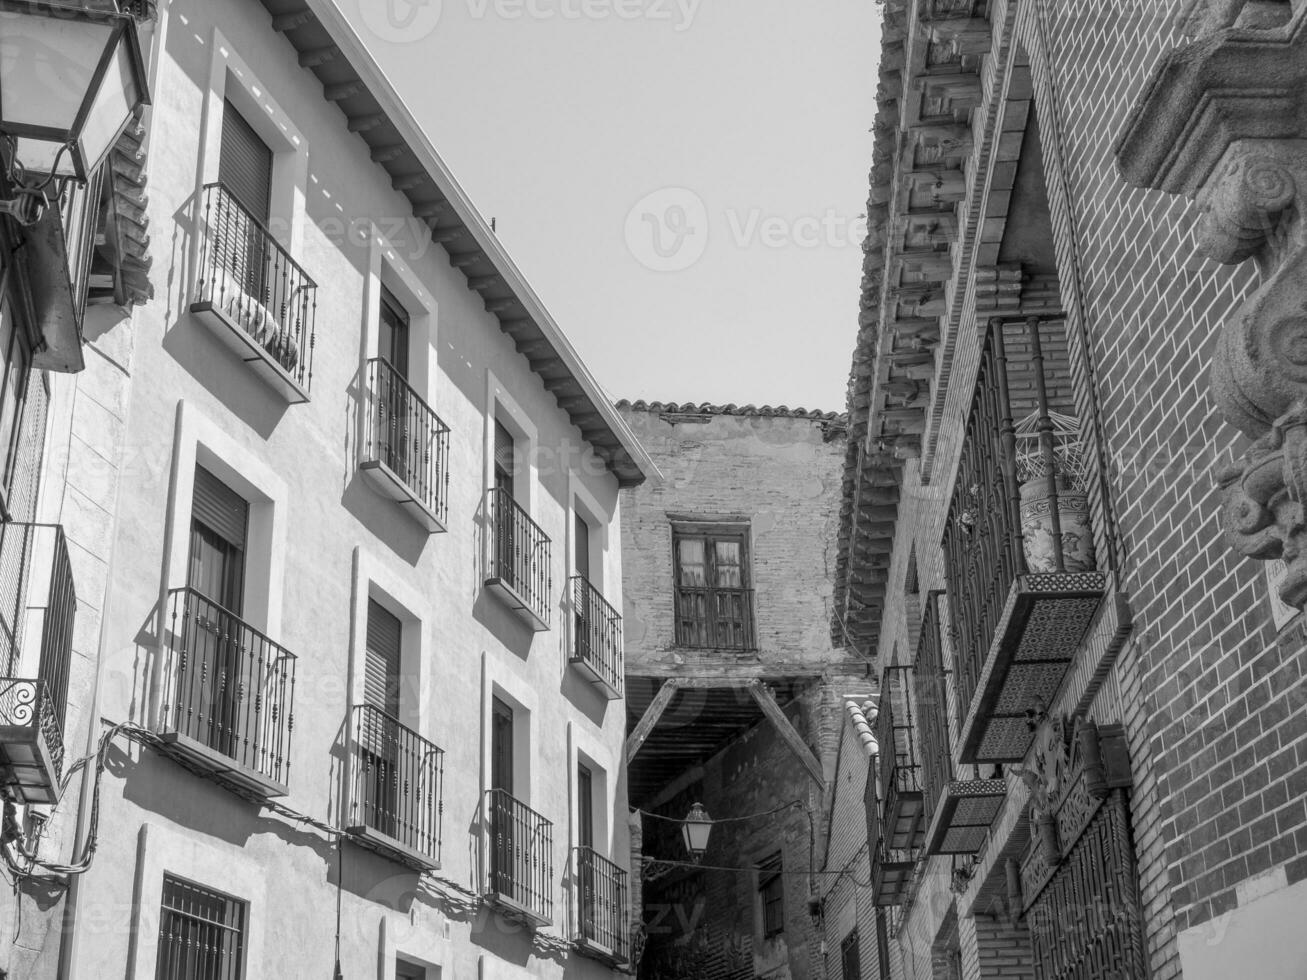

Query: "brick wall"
(617, 407), (852, 669)
(1026, 1), (1307, 977)
(823, 699), (882, 980)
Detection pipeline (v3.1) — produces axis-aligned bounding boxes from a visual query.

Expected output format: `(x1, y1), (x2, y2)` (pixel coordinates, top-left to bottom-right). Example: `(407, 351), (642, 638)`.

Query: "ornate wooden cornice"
(1117, 1), (1307, 606)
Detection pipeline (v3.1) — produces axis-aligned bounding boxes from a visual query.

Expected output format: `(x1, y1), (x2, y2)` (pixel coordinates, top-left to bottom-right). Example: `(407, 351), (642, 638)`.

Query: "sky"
(336, 0), (881, 414)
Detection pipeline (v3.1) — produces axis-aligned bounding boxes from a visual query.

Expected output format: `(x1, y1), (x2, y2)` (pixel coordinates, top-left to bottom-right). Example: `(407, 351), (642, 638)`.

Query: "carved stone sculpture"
(1118, 3), (1307, 607)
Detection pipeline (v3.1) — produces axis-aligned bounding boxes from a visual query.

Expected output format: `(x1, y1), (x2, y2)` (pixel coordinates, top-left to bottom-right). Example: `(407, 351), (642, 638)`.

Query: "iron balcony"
(156, 586), (297, 801)
(484, 788), (554, 927)
(572, 846), (630, 965)
(942, 315), (1108, 765)
(190, 181), (318, 403)
(359, 356), (452, 533)
(0, 524), (77, 806)
(485, 487), (552, 631)
(346, 703), (445, 871)
(570, 576), (623, 699)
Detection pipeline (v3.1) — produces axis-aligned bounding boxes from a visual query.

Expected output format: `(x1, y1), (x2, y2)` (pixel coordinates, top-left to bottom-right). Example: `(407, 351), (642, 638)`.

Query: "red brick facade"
(837, 1), (1307, 978)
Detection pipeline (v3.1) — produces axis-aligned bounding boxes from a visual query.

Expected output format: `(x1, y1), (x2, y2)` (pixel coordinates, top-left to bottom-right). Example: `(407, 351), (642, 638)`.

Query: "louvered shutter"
(219, 100), (273, 225)
(192, 467), (248, 549)
(364, 599), (401, 717)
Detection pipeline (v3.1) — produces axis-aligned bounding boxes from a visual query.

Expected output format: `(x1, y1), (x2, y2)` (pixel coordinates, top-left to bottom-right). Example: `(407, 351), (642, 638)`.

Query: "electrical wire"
(0, 720), (579, 958)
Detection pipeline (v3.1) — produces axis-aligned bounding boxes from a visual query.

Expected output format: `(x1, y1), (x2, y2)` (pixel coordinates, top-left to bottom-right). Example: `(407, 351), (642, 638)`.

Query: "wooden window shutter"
(364, 598), (402, 717)
(192, 466), (248, 549)
(219, 99), (274, 225)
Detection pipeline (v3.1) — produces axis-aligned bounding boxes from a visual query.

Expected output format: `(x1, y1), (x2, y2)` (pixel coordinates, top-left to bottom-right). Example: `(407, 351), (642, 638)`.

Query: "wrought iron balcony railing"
(346, 703), (444, 870)
(570, 576), (622, 699)
(191, 181), (318, 402)
(485, 487), (552, 631)
(573, 846), (630, 964)
(914, 590), (1004, 857)
(158, 587), (297, 799)
(942, 316), (1107, 764)
(0, 523), (77, 805)
(485, 788), (554, 926)
(877, 667), (924, 854)
(673, 585), (756, 651)
(360, 357), (451, 532)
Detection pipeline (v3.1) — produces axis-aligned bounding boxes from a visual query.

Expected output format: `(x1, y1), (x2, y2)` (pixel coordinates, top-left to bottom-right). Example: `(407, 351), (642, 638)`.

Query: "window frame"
(758, 850), (784, 938)
(671, 521), (755, 651)
(155, 873), (248, 980)
(840, 928), (861, 979)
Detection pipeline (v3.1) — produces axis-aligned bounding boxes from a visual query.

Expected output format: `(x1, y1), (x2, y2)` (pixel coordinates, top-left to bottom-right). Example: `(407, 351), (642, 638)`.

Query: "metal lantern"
(0, 0), (150, 183)
(681, 802), (712, 862)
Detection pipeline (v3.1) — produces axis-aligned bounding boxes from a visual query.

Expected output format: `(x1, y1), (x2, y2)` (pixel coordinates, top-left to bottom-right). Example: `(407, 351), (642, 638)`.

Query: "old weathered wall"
(617, 405), (851, 672)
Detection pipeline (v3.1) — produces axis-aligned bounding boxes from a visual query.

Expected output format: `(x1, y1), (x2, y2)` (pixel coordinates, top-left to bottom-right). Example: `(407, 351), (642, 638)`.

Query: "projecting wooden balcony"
(943, 316), (1108, 765)
(190, 182), (317, 404)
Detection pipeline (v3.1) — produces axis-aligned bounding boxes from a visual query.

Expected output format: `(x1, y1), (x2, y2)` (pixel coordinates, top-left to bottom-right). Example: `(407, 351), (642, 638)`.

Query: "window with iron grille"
(841, 929), (861, 978)
(758, 851), (784, 937)
(155, 875), (247, 980)
(672, 523), (754, 650)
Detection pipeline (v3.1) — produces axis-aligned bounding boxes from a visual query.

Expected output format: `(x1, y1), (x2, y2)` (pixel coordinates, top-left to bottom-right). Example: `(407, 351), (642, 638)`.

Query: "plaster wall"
(35, 0), (638, 977)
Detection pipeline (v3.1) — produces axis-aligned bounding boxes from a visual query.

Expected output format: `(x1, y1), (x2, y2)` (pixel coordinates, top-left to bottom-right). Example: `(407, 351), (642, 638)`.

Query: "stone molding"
(1117, 2), (1307, 606)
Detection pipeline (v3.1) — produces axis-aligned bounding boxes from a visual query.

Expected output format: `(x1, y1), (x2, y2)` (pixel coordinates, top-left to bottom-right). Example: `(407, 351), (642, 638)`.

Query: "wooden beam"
(370, 144), (407, 164)
(430, 227), (465, 244)
(392, 172), (428, 192)
(626, 680), (682, 764)
(272, 9), (313, 32)
(347, 113), (387, 133)
(747, 680), (825, 786)
(298, 45), (338, 68)
(484, 298), (517, 313)
(412, 200), (447, 219)
(467, 275), (500, 292)
(324, 80), (364, 102)
(629, 659), (869, 681)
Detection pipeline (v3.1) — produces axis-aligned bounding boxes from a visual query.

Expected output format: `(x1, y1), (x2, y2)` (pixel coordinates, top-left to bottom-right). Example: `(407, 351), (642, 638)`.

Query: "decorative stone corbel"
(1117, 5), (1307, 607)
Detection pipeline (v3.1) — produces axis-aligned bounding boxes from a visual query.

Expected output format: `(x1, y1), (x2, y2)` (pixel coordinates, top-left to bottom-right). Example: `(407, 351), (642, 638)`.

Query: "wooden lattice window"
(672, 522), (755, 650)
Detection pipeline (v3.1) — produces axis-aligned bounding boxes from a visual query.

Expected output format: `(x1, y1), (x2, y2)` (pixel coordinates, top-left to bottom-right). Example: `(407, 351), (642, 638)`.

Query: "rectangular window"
(841, 929), (861, 979)
(395, 960), (425, 980)
(219, 99), (273, 225)
(155, 875), (247, 980)
(189, 466), (248, 613)
(577, 762), (594, 850)
(359, 599), (402, 838)
(491, 696), (514, 795)
(758, 851), (784, 937)
(673, 524), (754, 650)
